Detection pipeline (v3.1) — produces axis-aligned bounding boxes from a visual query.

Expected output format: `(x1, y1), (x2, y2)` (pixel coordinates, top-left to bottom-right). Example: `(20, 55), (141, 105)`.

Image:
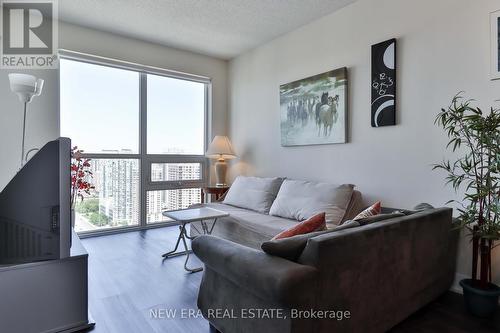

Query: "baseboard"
(450, 272), (468, 294)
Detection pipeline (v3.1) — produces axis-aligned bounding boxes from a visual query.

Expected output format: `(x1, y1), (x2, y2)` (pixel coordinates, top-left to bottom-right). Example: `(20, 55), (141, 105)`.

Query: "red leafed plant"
(71, 146), (95, 209)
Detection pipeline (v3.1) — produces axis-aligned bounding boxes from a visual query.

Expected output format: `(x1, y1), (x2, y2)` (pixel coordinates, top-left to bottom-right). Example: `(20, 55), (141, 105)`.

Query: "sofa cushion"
(261, 220), (360, 261)
(343, 190), (364, 222)
(333, 219), (360, 230)
(223, 176), (284, 214)
(381, 207), (415, 215)
(190, 203), (299, 249)
(413, 203), (434, 211)
(269, 180), (354, 227)
(354, 212), (405, 226)
(272, 212), (326, 240)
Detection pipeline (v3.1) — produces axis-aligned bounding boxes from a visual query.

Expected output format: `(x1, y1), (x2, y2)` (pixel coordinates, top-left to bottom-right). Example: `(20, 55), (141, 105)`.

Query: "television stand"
(0, 231), (92, 333)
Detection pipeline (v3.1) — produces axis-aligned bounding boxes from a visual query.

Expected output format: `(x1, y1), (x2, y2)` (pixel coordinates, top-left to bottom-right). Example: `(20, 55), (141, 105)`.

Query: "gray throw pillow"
(261, 220), (360, 261)
(382, 207), (415, 215)
(269, 180), (355, 226)
(336, 219), (360, 230)
(223, 176), (284, 214)
(413, 203), (434, 211)
(356, 212), (405, 226)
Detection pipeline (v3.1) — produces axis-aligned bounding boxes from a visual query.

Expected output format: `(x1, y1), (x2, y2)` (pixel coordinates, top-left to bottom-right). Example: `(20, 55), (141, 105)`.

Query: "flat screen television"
(0, 138), (72, 265)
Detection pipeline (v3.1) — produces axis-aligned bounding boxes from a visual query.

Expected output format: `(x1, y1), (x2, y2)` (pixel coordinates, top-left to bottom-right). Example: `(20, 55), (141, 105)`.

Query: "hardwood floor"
(82, 226), (207, 333)
(390, 292), (500, 333)
(82, 226), (499, 333)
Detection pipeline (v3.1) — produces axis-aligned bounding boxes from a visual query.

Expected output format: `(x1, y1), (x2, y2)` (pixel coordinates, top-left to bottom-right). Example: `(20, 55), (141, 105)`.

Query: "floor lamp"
(8, 74), (44, 168)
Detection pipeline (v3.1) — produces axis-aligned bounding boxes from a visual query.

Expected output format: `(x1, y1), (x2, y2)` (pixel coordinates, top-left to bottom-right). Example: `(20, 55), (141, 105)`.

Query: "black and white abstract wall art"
(371, 38), (396, 127)
(491, 10), (500, 80)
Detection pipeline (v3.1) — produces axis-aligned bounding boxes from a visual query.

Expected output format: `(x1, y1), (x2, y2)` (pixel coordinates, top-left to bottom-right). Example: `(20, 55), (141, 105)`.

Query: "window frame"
(59, 50), (211, 237)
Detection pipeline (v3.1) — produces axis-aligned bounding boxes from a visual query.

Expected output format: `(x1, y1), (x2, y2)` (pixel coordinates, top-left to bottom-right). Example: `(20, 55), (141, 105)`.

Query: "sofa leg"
(209, 323), (221, 333)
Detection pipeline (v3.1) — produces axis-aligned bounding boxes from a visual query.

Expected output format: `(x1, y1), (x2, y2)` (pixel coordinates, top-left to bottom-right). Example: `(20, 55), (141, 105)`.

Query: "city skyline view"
(74, 160), (202, 232)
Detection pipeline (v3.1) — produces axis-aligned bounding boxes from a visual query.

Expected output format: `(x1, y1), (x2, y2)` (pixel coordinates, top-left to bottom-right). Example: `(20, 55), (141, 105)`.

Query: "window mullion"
(139, 72), (148, 227)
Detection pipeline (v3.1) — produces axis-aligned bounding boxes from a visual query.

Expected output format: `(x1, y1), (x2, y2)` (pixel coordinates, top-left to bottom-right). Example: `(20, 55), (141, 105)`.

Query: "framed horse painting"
(279, 67), (348, 146)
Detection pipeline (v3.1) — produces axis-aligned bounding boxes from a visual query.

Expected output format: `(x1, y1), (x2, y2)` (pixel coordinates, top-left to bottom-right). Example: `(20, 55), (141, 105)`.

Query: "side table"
(201, 186), (229, 203)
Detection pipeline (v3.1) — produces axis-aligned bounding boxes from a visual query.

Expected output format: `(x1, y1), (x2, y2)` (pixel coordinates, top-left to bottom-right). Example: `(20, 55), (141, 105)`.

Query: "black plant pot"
(460, 279), (500, 317)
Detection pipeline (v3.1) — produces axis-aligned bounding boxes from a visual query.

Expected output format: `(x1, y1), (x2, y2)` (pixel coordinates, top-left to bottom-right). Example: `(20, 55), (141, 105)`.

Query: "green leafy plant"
(433, 93), (500, 289)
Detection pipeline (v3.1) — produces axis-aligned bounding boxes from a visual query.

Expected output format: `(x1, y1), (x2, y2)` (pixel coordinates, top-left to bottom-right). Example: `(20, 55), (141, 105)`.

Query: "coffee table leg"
(186, 223), (201, 240)
(161, 217), (219, 273)
(181, 227), (203, 273)
(207, 218), (218, 235)
(200, 219), (208, 234)
(162, 223), (191, 258)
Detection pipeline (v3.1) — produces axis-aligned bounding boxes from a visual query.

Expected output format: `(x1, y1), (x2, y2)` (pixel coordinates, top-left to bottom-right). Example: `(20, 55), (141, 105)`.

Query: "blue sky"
(60, 59), (205, 155)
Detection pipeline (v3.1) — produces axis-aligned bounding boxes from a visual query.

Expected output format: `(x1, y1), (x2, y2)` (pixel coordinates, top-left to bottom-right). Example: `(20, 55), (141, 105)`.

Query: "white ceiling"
(59, 0), (356, 60)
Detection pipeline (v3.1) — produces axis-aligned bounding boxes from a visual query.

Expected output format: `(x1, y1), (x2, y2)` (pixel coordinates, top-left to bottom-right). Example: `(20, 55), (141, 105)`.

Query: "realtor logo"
(1, 0), (58, 68)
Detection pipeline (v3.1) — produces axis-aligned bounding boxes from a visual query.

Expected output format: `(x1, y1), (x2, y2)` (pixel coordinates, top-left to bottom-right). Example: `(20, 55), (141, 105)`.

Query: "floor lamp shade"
(206, 136), (236, 186)
(8, 74), (44, 103)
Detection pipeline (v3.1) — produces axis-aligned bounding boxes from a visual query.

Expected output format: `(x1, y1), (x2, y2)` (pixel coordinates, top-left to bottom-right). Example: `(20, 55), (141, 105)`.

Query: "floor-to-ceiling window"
(60, 51), (209, 234)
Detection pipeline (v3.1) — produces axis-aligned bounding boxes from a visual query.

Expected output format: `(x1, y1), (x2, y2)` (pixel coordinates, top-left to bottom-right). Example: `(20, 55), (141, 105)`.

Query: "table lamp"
(206, 136), (236, 187)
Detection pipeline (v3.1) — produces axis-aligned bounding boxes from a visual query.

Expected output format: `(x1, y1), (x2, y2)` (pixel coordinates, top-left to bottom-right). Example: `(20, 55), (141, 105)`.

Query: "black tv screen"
(0, 138), (71, 265)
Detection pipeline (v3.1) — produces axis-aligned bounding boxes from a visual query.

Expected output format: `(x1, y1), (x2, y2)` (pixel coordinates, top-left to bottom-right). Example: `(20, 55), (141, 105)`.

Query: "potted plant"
(434, 93), (500, 317)
(71, 146), (94, 227)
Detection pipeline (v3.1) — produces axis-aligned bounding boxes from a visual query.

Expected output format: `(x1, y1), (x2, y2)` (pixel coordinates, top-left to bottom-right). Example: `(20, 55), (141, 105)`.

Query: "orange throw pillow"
(353, 201), (381, 220)
(272, 212), (326, 240)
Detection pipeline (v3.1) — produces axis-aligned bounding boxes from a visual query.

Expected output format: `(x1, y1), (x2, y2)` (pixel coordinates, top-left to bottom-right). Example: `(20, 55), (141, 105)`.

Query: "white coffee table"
(161, 206), (229, 273)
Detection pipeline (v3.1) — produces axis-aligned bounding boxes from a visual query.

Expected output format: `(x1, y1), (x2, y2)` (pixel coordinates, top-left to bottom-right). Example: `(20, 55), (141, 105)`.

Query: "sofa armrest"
(192, 235), (318, 307)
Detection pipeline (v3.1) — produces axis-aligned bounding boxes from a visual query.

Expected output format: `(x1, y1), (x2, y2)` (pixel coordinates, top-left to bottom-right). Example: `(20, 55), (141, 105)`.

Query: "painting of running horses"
(280, 67), (347, 146)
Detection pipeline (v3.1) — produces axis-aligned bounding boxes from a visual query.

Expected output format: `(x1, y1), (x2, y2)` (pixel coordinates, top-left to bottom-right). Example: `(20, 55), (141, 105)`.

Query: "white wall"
(0, 22), (228, 191)
(228, 0), (500, 282)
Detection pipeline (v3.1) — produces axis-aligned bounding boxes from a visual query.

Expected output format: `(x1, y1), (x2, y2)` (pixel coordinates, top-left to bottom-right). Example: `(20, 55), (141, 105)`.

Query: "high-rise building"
(146, 163), (201, 223)
(96, 158), (140, 226)
(80, 159), (200, 227)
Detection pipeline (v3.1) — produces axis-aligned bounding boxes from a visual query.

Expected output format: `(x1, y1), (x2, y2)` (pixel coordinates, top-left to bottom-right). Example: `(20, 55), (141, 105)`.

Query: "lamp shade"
(8, 74), (44, 103)
(206, 136), (236, 159)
